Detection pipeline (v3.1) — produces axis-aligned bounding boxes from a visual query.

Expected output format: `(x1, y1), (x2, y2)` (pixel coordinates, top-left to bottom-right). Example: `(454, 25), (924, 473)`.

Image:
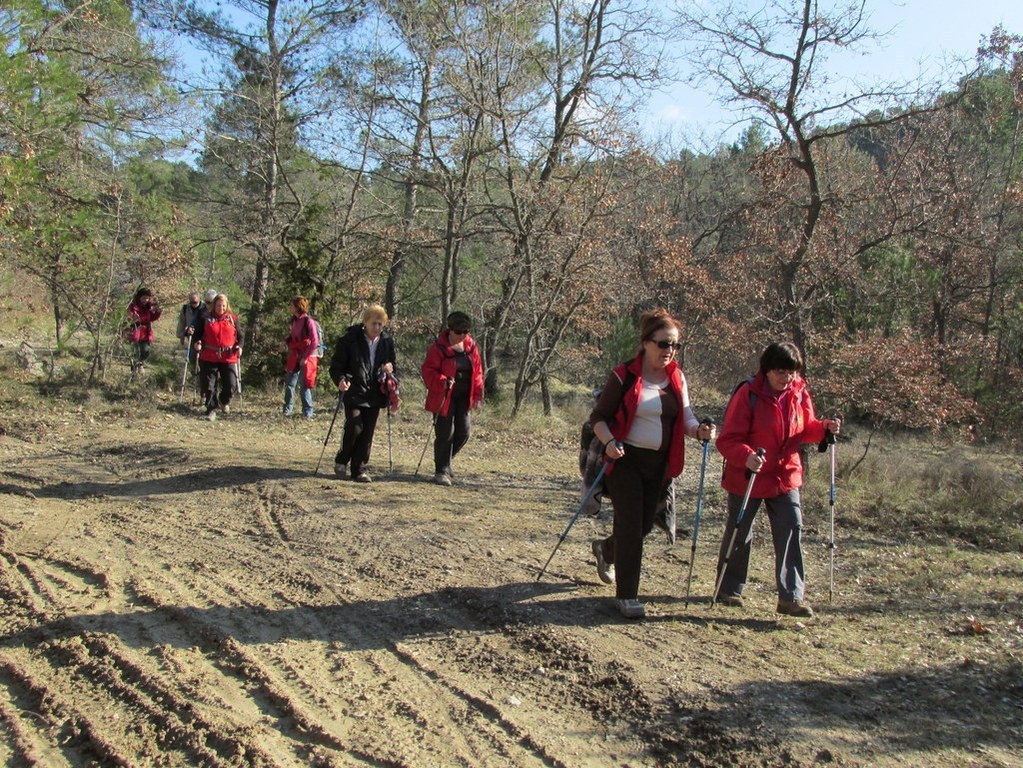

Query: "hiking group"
(587, 309), (839, 619)
(140, 293), (841, 621)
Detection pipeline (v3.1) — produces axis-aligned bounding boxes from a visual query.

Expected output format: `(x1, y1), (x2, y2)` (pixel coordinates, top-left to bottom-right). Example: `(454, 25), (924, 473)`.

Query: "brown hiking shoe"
(777, 598), (814, 617)
(718, 594), (744, 608)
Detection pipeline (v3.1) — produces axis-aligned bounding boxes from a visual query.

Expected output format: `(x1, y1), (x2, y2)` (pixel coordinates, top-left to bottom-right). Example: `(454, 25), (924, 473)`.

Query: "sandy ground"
(0, 382), (1021, 767)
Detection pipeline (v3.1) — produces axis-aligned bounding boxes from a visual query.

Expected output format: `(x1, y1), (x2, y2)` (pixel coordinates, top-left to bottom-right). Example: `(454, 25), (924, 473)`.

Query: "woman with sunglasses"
(589, 308), (716, 619)
(421, 311), (484, 486)
(329, 304), (397, 483)
(714, 342), (840, 617)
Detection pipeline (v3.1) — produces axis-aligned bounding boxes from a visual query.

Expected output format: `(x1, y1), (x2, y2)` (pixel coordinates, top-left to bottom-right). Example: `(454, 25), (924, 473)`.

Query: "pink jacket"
(127, 301), (161, 343)
(285, 313), (318, 372)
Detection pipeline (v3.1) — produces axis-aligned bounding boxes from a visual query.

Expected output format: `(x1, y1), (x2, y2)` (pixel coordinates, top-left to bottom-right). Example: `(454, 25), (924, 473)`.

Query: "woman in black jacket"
(328, 304), (397, 482)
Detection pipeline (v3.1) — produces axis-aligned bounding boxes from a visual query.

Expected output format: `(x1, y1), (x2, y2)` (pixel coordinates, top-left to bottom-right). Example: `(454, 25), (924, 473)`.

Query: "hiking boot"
(718, 594), (744, 608)
(220, 403), (230, 414)
(434, 472), (452, 487)
(616, 598), (646, 619)
(353, 472), (372, 483)
(333, 463), (346, 479)
(777, 598), (814, 618)
(204, 409), (217, 421)
(591, 540), (615, 585)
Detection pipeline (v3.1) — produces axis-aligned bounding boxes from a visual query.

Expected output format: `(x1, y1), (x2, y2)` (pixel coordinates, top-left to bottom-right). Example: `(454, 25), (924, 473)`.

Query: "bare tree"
(674, 0), (947, 353)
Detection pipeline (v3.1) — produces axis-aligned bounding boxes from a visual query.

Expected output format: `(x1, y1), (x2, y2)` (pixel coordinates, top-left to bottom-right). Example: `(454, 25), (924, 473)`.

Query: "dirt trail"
(0, 391), (1020, 767)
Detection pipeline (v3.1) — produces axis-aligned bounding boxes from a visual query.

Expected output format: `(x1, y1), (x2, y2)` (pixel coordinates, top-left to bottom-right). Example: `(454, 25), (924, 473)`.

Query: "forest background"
(2, 0), (1023, 441)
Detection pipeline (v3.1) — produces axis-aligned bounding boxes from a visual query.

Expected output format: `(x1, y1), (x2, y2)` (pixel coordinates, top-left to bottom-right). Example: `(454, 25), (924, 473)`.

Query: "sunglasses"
(648, 340), (681, 351)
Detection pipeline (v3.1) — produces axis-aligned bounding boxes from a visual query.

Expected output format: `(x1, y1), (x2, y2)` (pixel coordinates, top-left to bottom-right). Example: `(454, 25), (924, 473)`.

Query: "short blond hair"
(215, 294), (232, 313)
(363, 303), (388, 325)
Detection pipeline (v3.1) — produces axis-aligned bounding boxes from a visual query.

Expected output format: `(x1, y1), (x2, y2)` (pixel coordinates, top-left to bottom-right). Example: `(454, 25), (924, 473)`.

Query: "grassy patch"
(838, 433), (1023, 551)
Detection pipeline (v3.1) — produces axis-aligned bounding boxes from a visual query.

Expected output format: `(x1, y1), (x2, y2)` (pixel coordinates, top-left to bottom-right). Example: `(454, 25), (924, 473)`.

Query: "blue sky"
(646, 0), (1023, 145)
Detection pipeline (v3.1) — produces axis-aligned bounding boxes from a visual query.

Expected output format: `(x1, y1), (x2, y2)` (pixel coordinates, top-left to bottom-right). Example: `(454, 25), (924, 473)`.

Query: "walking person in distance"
(126, 287), (161, 372)
(329, 304), (396, 483)
(282, 295), (320, 419)
(588, 308), (716, 619)
(420, 311), (484, 486)
(715, 341), (840, 618)
(175, 291), (203, 355)
(192, 294), (243, 421)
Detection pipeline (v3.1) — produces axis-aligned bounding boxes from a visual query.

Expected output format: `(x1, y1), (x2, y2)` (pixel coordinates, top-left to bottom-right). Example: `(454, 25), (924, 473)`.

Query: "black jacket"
(328, 324), (397, 408)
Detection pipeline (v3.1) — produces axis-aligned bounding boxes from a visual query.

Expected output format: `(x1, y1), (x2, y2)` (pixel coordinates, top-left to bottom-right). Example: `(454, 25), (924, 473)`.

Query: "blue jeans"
(283, 369), (314, 417)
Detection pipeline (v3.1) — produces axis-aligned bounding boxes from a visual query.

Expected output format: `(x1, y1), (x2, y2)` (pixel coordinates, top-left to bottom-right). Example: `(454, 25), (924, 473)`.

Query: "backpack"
(306, 316), (328, 358)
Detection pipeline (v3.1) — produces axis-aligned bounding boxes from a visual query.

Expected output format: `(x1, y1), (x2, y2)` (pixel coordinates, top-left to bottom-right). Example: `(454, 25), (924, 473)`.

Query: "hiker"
(176, 292), (203, 353)
(197, 288), (217, 403)
(420, 311), (484, 487)
(714, 341), (840, 618)
(192, 293), (244, 421)
(282, 295), (319, 419)
(126, 287), (162, 370)
(329, 304), (397, 482)
(588, 308), (716, 619)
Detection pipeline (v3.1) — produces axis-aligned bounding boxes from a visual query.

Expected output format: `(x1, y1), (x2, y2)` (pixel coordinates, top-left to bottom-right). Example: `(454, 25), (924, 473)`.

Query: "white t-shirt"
(626, 379), (669, 450)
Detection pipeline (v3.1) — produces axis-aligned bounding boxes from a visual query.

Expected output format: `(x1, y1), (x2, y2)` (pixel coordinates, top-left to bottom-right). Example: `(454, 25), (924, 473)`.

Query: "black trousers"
(335, 404), (381, 477)
(598, 445), (668, 600)
(199, 361), (235, 411)
(433, 394), (471, 475)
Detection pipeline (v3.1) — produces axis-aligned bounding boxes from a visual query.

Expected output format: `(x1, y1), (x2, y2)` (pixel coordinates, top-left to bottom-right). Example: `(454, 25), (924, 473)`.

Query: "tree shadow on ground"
(657, 659), (1023, 762)
(0, 465), (308, 499)
(4, 580), (1019, 762)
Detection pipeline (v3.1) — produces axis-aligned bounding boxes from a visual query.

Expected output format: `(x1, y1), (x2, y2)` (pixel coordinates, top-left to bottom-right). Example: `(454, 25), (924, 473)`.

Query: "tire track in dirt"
(194, 481), (574, 766)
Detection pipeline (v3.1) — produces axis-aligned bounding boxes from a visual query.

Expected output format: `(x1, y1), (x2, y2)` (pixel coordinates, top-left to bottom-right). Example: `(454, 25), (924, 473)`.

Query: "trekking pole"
(684, 419), (714, 608)
(414, 381), (453, 477)
(536, 446), (619, 582)
(178, 343), (192, 402)
(315, 391), (345, 475)
(819, 426), (838, 601)
(387, 409), (393, 473)
(711, 447), (765, 607)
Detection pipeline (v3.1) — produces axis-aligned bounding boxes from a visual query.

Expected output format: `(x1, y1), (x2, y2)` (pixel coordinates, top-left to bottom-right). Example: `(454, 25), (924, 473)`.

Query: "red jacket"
(421, 330), (484, 415)
(717, 371), (828, 498)
(604, 354), (688, 480)
(195, 312), (241, 364)
(285, 313), (318, 372)
(127, 300), (161, 343)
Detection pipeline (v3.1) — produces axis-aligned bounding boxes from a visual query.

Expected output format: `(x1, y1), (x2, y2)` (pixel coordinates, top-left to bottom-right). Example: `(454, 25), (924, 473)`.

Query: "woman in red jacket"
(420, 311), (484, 486)
(126, 287), (161, 371)
(281, 295), (319, 419)
(588, 309), (716, 619)
(715, 342), (840, 617)
(193, 294), (244, 421)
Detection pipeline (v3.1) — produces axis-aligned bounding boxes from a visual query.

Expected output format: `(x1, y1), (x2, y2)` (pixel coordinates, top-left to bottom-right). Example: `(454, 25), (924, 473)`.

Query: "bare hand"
(745, 451), (765, 472)
(338, 378), (351, 392)
(382, 362), (394, 374)
(697, 423), (716, 441)
(824, 418), (842, 435)
(604, 440), (624, 460)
